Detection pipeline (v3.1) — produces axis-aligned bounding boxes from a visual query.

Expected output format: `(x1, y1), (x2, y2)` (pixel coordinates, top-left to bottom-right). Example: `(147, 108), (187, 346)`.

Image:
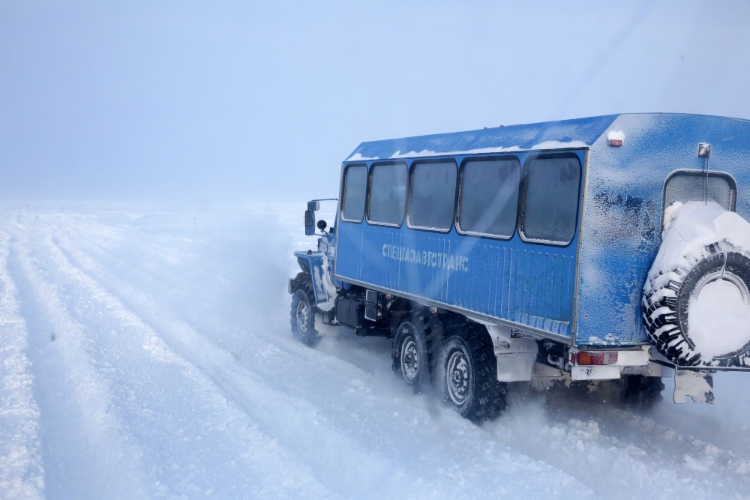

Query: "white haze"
(1, 0), (750, 205)
(2, 1), (750, 498)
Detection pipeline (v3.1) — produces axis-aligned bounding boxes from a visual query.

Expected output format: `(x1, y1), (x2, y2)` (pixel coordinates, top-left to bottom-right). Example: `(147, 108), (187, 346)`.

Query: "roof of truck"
(344, 113), (749, 162)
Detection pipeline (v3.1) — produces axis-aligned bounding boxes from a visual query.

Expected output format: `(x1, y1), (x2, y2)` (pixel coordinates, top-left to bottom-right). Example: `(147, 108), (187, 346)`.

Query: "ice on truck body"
(290, 113), (750, 418)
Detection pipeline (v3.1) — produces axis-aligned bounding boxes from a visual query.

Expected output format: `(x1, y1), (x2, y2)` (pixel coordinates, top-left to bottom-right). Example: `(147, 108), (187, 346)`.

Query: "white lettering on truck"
(381, 244), (469, 272)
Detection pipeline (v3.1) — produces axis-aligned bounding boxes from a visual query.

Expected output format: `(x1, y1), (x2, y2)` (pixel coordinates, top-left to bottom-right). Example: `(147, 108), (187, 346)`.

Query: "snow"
(345, 153), (379, 161)
(607, 130), (625, 142)
(647, 201), (750, 360)
(688, 278), (750, 358)
(348, 139), (591, 162)
(655, 201), (750, 274)
(530, 140), (588, 150)
(1, 205), (750, 498)
(389, 146), (522, 159)
(0, 230), (44, 499)
(384, 142), (588, 160)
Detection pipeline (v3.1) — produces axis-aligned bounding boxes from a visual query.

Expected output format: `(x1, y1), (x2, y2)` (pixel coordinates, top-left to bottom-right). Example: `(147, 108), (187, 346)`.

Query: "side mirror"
(317, 219), (327, 232)
(308, 201), (320, 211)
(304, 210), (315, 235)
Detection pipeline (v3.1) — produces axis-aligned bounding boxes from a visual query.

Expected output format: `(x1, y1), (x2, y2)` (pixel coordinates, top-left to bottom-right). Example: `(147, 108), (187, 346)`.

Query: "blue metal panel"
(335, 113), (750, 346)
(576, 113), (750, 346)
(335, 150), (586, 340)
(347, 115), (617, 161)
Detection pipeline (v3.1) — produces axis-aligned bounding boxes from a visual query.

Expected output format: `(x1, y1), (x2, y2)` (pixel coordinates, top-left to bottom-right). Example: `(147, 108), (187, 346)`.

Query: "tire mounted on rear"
(643, 240), (750, 367)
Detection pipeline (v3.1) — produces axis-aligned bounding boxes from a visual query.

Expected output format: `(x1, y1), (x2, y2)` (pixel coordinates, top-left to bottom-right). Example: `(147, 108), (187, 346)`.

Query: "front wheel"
(439, 324), (507, 421)
(290, 283), (320, 346)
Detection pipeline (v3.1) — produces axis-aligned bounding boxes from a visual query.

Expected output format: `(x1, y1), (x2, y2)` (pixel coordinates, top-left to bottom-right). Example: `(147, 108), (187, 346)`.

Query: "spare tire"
(642, 202), (750, 367)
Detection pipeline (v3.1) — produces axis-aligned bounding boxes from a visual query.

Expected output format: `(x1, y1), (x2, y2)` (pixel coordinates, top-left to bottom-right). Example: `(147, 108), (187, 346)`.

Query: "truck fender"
(477, 322), (538, 382)
(293, 251), (336, 311)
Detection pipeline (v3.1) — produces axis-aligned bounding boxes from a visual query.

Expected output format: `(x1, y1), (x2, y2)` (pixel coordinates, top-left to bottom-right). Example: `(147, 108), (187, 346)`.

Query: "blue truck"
(289, 113), (750, 420)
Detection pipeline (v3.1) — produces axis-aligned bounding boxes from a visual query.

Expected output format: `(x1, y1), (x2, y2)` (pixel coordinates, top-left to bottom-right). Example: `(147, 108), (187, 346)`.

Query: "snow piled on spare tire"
(643, 201), (750, 367)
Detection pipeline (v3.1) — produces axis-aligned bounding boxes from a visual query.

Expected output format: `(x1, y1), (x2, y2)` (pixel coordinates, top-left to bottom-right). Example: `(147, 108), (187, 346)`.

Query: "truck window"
(520, 155), (581, 245)
(341, 164), (368, 222)
(368, 162), (407, 226)
(408, 160), (457, 231)
(663, 170), (736, 218)
(457, 157), (520, 238)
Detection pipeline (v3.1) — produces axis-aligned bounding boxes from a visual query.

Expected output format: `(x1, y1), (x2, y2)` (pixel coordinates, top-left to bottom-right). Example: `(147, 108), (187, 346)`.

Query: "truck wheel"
(439, 323), (506, 421)
(393, 316), (432, 392)
(643, 240), (750, 367)
(290, 277), (320, 346)
(618, 375), (664, 410)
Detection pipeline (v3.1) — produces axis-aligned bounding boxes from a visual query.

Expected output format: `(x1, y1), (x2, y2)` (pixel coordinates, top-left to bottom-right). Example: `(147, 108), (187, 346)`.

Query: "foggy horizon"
(2, 0), (750, 205)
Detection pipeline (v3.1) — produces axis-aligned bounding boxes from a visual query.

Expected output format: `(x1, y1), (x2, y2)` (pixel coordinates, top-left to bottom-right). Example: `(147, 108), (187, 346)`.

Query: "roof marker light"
(608, 130), (625, 147)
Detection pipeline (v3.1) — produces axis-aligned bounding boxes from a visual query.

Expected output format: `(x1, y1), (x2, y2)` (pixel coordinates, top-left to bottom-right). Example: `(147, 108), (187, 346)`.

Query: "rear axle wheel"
(439, 323), (507, 421)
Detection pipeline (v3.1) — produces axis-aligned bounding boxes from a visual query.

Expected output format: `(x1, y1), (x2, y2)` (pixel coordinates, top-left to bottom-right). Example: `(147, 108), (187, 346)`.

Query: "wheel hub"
(296, 300), (309, 333)
(400, 336), (420, 383)
(446, 350), (469, 405)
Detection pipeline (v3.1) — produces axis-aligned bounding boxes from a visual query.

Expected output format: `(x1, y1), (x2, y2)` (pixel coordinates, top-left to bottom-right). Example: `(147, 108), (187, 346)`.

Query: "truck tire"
(392, 315), (432, 392)
(439, 323), (507, 421)
(642, 240), (750, 367)
(290, 274), (320, 346)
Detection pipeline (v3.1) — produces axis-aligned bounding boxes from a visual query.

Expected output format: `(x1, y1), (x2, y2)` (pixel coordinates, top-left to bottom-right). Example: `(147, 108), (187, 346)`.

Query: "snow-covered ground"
(2, 205), (750, 499)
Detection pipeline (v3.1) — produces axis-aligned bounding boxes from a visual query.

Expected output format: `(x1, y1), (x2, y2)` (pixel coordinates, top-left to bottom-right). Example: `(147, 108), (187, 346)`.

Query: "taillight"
(571, 351), (618, 365)
(607, 130), (624, 147)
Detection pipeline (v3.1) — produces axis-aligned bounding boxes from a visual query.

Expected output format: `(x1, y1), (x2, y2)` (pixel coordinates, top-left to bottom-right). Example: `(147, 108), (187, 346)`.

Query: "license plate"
(571, 365), (621, 381)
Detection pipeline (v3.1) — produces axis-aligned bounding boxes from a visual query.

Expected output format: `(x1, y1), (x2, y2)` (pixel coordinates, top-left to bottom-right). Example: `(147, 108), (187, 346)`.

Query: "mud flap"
(673, 370), (714, 404)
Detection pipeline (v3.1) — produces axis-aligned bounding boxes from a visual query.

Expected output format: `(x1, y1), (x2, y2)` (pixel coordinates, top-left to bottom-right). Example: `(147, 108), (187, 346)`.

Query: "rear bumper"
(569, 346), (657, 381)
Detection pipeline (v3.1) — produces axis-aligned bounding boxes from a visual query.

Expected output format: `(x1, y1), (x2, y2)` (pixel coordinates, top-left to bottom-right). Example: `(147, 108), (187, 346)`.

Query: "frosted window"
(408, 161), (457, 231)
(341, 165), (368, 221)
(368, 163), (407, 226)
(522, 155), (581, 244)
(458, 157), (520, 238)
(664, 171), (736, 216)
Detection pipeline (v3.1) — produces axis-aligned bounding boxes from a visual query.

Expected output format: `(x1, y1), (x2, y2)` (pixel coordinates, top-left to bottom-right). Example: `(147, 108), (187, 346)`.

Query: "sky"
(1, 0), (750, 206)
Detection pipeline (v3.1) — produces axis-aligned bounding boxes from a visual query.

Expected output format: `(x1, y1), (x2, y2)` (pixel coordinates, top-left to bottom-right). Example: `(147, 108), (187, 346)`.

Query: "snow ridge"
(2, 208), (750, 498)
(0, 228), (44, 499)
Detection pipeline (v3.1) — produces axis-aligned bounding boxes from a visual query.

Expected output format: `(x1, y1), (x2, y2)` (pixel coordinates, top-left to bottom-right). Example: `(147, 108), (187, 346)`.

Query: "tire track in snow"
(59, 210), (401, 383)
(62, 209), (293, 331)
(58, 214), (237, 336)
(26, 222), (333, 498)
(486, 387), (750, 498)
(0, 228), (44, 499)
(52, 213), (593, 498)
(55, 209), (750, 498)
(50, 231), (413, 498)
(58, 213), (350, 376)
(5, 221), (150, 499)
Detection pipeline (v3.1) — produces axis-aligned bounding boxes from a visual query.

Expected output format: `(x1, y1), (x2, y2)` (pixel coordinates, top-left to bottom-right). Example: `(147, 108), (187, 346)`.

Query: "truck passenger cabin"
(290, 113), (750, 420)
